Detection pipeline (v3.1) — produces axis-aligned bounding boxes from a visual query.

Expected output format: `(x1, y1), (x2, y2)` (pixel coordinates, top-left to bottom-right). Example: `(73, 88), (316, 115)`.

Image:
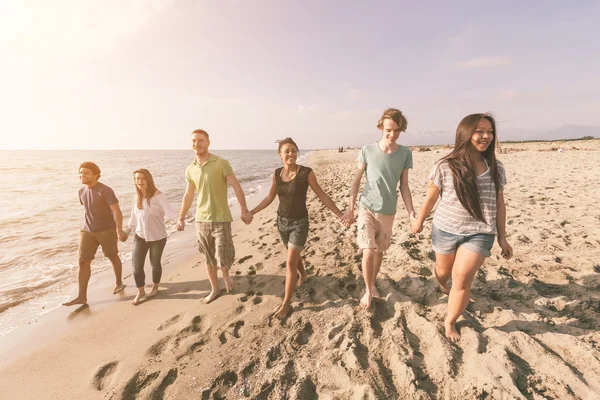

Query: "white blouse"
(127, 192), (177, 241)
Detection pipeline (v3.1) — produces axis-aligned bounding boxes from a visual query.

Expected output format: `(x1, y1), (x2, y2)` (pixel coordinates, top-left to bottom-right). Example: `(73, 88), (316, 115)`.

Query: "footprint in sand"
(266, 344), (282, 369)
(157, 314), (182, 331)
(238, 255), (253, 264)
(219, 320), (245, 344)
(253, 292), (263, 305)
(92, 361), (118, 391)
(121, 370), (161, 399)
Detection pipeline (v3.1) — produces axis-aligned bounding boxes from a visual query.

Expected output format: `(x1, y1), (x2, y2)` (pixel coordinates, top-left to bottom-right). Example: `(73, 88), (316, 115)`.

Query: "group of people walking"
(63, 108), (513, 341)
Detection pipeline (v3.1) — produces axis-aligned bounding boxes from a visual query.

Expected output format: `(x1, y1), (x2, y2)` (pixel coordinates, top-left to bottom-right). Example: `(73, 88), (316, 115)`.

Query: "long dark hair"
(133, 169), (158, 209)
(438, 113), (500, 223)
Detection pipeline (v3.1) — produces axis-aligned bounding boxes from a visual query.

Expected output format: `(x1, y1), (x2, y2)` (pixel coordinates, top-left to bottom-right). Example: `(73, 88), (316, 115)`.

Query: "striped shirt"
(430, 159), (506, 235)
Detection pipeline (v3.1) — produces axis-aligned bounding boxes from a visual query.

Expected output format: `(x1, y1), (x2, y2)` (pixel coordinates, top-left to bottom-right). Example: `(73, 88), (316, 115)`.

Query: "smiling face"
(470, 118), (494, 153)
(379, 118), (402, 146)
(279, 143), (298, 166)
(192, 132), (210, 157)
(134, 172), (147, 192)
(79, 167), (98, 186)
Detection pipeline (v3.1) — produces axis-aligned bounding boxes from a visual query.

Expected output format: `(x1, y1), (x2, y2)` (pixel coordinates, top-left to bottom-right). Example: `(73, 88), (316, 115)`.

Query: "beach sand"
(1, 140), (600, 399)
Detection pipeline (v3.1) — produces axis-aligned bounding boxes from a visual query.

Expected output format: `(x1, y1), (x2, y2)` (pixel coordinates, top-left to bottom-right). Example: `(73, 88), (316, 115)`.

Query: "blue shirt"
(358, 142), (413, 215)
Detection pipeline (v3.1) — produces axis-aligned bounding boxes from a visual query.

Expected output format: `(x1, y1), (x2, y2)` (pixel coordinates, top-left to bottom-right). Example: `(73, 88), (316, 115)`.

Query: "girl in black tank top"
(250, 138), (346, 319)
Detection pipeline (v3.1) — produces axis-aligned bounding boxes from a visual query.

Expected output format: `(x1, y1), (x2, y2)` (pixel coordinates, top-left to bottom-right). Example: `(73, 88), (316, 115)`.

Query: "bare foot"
(444, 320), (461, 342)
(371, 285), (381, 298)
(297, 271), (308, 286)
(224, 275), (235, 293)
(113, 283), (125, 294)
(132, 291), (146, 305)
(360, 292), (372, 309)
(202, 290), (220, 304)
(434, 268), (450, 295)
(147, 284), (159, 298)
(62, 297), (87, 306)
(274, 302), (292, 319)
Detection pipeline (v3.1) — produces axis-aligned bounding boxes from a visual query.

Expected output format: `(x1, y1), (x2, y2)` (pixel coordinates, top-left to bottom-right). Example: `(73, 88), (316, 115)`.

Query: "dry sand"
(1, 140), (599, 399)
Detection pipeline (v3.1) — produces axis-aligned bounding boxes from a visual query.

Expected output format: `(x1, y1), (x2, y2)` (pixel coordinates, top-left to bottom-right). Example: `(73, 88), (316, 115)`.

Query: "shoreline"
(1, 143), (600, 399)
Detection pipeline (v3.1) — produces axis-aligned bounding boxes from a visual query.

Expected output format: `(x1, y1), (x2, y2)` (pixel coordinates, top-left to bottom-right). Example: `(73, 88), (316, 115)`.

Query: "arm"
(109, 203), (127, 241)
(250, 174), (277, 217)
(341, 162), (365, 224)
(399, 168), (416, 218)
(158, 192), (178, 222)
(410, 181), (440, 234)
(176, 181), (196, 230)
(226, 173), (253, 224)
(307, 170), (343, 219)
(496, 192), (513, 259)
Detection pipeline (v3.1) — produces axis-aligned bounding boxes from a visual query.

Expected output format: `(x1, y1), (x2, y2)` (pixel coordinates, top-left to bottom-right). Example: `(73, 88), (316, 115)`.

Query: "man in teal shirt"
(177, 129), (253, 304)
(342, 108), (416, 309)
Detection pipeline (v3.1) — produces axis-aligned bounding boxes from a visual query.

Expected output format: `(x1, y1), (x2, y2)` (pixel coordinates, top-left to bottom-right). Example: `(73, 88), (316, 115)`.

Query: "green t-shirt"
(358, 142), (413, 215)
(185, 154), (233, 222)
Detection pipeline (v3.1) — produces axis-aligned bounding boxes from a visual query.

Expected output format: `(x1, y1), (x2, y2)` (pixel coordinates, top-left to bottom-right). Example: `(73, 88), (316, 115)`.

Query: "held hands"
(176, 218), (185, 231)
(241, 211), (253, 225)
(498, 238), (513, 260)
(341, 209), (355, 227)
(117, 229), (128, 242)
(409, 212), (423, 235)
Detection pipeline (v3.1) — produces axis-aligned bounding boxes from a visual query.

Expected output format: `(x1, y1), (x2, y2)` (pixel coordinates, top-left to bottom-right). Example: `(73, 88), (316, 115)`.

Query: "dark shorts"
(431, 224), (495, 257)
(195, 222), (235, 268)
(277, 216), (309, 251)
(79, 229), (119, 263)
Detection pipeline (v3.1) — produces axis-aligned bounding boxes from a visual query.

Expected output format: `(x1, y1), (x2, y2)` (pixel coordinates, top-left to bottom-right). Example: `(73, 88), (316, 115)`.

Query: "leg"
(275, 247), (302, 319)
(445, 247), (486, 341)
(64, 231), (98, 306)
(371, 251), (383, 298)
(98, 229), (124, 293)
(203, 264), (220, 303)
(215, 222), (235, 293)
(131, 235), (149, 305)
(221, 265), (234, 293)
(360, 248), (377, 309)
(196, 222), (220, 303)
(108, 255), (125, 294)
(297, 257), (307, 286)
(435, 253), (456, 295)
(147, 238), (166, 297)
(63, 260), (92, 306)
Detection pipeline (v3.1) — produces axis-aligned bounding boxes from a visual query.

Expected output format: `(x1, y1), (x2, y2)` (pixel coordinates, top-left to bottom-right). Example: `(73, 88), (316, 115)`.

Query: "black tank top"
(275, 165), (312, 219)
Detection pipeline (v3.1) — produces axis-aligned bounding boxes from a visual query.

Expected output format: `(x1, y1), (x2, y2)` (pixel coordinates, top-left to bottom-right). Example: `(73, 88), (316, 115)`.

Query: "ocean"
(0, 149), (310, 337)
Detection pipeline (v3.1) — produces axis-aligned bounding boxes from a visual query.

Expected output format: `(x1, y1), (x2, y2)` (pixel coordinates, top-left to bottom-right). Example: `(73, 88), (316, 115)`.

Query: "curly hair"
(376, 108), (408, 132)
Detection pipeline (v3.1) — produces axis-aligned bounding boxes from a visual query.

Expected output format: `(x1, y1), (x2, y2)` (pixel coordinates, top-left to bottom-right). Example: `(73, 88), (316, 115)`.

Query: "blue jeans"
(132, 234), (167, 288)
(431, 224), (495, 257)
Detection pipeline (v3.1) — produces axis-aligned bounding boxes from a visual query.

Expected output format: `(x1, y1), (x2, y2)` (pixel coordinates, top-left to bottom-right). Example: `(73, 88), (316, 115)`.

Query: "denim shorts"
(431, 224), (495, 257)
(277, 216), (309, 250)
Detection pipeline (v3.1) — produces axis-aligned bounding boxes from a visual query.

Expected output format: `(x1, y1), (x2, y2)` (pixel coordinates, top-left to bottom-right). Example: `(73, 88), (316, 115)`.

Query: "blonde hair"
(376, 108), (408, 132)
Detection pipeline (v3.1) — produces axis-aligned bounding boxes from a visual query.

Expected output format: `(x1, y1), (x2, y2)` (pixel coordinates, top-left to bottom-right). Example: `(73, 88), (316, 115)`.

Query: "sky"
(1, 0), (599, 149)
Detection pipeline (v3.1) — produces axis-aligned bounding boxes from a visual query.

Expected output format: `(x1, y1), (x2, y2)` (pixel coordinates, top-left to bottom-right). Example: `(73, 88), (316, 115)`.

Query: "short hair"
(377, 108), (408, 132)
(191, 129), (210, 139)
(79, 161), (101, 178)
(277, 137), (299, 153)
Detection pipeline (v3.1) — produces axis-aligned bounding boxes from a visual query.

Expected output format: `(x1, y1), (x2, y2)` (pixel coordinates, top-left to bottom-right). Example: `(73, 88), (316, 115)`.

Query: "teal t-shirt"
(358, 142), (413, 215)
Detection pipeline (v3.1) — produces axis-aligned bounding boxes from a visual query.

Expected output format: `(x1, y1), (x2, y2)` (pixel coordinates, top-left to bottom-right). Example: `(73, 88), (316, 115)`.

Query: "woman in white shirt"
(126, 169), (177, 305)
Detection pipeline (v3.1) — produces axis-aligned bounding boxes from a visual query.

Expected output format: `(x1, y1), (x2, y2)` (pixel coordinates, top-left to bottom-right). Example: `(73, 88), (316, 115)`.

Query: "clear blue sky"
(1, 0), (599, 149)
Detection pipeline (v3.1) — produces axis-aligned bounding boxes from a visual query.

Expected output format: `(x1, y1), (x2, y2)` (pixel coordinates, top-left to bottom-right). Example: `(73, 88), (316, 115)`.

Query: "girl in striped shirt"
(411, 113), (513, 341)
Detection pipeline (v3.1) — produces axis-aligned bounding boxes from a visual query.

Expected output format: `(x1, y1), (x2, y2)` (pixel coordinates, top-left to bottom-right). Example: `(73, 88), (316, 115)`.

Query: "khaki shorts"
(195, 222), (235, 268)
(79, 229), (119, 263)
(357, 207), (395, 253)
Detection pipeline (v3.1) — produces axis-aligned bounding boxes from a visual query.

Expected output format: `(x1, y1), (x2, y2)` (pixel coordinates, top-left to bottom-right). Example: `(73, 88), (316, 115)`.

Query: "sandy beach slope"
(1, 140), (599, 399)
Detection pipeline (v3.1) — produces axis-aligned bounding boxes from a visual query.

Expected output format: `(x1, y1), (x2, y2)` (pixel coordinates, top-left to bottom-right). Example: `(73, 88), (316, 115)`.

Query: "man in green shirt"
(342, 108), (416, 309)
(176, 129), (253, 303)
